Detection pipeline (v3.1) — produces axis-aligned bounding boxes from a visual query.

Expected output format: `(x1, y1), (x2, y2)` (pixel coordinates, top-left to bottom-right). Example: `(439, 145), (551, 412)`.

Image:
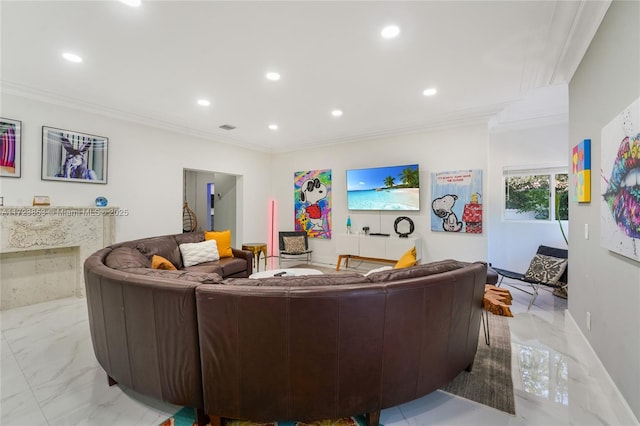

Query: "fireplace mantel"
(0, 206), (117, 309)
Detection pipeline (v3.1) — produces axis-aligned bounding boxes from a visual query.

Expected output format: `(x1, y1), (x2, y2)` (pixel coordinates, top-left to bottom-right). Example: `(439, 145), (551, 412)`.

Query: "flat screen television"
(346, 164), (420, 211)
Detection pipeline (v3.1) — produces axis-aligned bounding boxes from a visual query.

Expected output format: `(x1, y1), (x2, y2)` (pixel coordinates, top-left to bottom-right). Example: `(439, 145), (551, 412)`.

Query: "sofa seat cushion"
(125, 268), (224, 284)
(105, 247), (151, 269)
(367, 259), (466, 282)
(218, 257), (249, 277)
(224, 272), (369, 287)
(182, 262), (224, 276)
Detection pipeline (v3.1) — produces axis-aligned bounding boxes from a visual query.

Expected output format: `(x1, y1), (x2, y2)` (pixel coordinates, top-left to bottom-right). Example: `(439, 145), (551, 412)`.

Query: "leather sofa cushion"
(105, 247), (151, 269)
(125, 267), (224, 284)
(367, 259), (466, 282)
(136, 236), (183, 269)
(174, 232), (205, 245)
(219, 257), (249, 277)
(224, 273), (369, 287)
(183, 261), (224, 276)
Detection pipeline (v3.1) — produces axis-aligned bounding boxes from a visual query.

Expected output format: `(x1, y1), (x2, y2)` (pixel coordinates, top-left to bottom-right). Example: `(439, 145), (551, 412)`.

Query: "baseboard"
(565, 309), (639, 425)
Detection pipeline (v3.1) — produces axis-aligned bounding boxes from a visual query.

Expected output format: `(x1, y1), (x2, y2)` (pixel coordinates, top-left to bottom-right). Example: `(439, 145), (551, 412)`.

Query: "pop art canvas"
(430, 170), (483, 233)
(573, 139), (591, 202)
(294, 169), (332, 239)
(601, 97), (640, 262)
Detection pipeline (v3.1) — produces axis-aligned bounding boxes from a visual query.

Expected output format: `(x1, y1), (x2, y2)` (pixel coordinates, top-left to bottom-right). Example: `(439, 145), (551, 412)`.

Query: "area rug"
(159, 408), (368, 426)
(440, 313), (516, 414)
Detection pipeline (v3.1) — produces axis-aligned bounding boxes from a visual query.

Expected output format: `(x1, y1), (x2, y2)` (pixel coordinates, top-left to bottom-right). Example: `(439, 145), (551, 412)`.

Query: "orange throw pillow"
(205, 230), (234, 258)
(152, 255), (177, 270)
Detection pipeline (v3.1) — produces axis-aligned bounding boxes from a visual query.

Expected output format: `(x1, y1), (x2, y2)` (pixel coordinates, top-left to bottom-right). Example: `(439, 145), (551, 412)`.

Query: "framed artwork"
(601, 97), (640, 262)
(1, 117), (22, 178)
(294, 169), (332, 239)
(430, 169), (483, 233)
(41, 126), (108, 184)
(572, 138), (591, 202)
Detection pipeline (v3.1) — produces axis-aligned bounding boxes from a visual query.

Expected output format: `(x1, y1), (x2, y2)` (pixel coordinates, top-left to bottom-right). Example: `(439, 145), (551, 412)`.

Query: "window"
(504, 167), (568, 221)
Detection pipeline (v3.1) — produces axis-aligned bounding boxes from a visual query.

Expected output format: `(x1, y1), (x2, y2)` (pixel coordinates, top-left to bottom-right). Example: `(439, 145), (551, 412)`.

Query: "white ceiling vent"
(219, 124), (236, 131)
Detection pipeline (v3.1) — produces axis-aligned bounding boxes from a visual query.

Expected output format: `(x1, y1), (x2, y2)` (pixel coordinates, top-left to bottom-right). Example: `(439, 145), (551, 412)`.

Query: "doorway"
(183, 169), (239, 246)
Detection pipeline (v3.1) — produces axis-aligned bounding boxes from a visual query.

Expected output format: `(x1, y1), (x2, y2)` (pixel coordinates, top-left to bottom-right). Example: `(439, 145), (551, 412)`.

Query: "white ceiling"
(1, 1), (610, 153)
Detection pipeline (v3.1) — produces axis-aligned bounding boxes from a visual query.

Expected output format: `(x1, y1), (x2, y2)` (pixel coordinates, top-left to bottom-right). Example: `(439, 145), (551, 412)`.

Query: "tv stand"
(335, 234), (421, 271)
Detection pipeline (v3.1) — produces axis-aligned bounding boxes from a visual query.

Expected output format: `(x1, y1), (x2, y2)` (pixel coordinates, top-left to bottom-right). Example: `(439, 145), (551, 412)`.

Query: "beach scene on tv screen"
(347, 164), (420, 210)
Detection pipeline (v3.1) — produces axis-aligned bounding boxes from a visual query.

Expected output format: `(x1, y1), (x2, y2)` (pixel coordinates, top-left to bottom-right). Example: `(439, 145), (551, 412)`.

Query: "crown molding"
(548, 0), (611, 85)
(1, 81), (272, 153)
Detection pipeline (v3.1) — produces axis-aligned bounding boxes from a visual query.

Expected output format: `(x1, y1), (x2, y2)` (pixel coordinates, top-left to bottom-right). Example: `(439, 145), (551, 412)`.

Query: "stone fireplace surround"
(0, 207), (116, 310)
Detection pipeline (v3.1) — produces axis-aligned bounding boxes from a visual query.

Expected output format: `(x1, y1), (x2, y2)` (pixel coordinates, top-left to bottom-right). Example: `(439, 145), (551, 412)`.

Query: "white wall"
(270, 123), (490, 267)
(488, 122), (569, 272)
(0, 93), (272, 245)
(568, 0), (640, 419)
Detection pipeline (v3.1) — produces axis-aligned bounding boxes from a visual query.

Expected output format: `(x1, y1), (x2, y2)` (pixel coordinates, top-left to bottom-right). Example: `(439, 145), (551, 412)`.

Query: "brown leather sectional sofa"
(84, 231), (487, 426)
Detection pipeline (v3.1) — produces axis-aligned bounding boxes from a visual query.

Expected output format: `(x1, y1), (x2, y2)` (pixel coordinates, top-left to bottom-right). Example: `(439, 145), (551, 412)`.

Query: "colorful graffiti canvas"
(601, 97), (640, 262)
(430, 170), (483, 233)
(572, 139), (591, 202)
(294, 169), (332, 239)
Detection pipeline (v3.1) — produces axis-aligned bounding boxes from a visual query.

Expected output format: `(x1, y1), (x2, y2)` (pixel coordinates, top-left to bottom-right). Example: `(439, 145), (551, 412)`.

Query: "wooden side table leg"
(262, 246), (267, 271)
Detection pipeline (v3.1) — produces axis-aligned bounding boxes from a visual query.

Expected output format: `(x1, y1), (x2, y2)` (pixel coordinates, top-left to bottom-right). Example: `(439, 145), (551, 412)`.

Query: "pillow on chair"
(524, 254), (567, 285)
(283, 236), (306, 254)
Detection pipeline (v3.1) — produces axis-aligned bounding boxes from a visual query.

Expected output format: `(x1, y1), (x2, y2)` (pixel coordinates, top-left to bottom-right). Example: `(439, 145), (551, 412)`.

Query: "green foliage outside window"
(505, 173), (568, 220)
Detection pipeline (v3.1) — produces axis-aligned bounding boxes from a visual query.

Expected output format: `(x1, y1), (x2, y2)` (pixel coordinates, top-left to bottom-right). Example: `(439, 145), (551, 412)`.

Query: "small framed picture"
(33, 196), (50, 206)
(1, 117), (22, 178)
(41, 126), (108, 184)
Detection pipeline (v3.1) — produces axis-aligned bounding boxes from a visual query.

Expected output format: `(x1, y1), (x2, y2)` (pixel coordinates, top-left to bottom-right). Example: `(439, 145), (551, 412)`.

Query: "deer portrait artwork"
(42, 127), (108, 184)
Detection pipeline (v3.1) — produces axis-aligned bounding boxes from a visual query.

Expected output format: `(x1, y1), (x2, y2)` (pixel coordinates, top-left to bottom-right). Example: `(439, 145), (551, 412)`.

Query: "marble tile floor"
(1, 272), (637, 426)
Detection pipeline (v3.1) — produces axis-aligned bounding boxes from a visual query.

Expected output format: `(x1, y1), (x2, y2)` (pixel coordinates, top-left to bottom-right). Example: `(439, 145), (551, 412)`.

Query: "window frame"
(502, 165), (569, 222)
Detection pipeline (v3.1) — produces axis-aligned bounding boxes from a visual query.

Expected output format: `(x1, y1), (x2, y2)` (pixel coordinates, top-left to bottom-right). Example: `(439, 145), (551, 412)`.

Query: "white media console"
(334, 234), (421, 271)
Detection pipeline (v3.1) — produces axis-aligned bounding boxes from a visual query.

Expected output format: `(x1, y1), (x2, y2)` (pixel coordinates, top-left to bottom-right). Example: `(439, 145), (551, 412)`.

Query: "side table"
(242, 243), (267, 272)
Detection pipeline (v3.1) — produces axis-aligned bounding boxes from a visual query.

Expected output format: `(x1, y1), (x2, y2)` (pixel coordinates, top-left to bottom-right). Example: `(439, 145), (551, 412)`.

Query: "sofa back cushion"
(367, 259), (466, 282)
(105, 247), (151, 269)
(125, 267), (224, 284)
(224, 273), (369, 287)
(136, 236), (183, 269)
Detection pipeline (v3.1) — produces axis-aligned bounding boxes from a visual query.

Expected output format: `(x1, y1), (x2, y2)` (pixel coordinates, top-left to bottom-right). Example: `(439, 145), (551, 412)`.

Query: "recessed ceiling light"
(62, 52), (82, 63)
(266, 72), (281, 81)
(268, 124), (278, 130)
(119, 0), (141, 7)
(423, 88), (437, 96)
(331, 110), (343, 117)
(197, 99), (211, 106)
(381, 25), (400, 39)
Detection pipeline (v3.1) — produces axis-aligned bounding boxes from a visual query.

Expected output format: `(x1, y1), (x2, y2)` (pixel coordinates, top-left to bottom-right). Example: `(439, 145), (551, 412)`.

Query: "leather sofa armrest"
(231, 248), (253, 272)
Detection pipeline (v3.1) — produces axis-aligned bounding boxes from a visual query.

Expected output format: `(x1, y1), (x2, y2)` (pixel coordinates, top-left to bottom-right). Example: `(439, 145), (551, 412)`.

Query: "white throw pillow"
(364, 266), (393, 276)
(179, 239), (220, 267)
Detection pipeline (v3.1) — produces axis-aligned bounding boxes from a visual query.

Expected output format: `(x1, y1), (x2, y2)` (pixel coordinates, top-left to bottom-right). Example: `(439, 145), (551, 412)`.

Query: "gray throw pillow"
(523, 254), (567, 284)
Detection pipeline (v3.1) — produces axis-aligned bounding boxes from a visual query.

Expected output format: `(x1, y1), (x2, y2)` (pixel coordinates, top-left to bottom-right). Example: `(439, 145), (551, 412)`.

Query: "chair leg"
(497, 275), (504, 287)
(527, 282), (542, 310)
(481, 309), (490, 346)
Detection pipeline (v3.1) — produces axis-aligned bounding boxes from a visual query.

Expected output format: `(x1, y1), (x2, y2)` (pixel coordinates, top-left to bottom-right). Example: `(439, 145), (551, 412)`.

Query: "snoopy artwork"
(431, 194), (463, 232)
(430, 169), (484, 233)
(294, 169), (332, 239)
(300, 178), (328, 231)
